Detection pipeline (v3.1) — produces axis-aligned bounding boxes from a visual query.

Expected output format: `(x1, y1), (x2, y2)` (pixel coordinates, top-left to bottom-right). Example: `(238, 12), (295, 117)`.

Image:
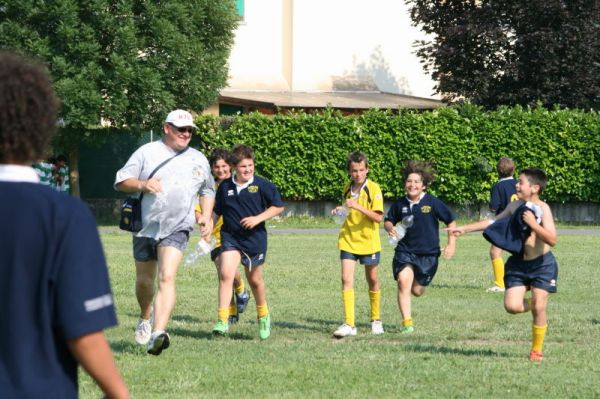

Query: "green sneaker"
(258, 314), (271, 340)
(212, 320), (229, 336)
(400, 325), (414, 334)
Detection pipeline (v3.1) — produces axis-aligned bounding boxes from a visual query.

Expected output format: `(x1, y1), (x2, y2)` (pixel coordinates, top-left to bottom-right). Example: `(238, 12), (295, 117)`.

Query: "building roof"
(219, 90), (444, 111)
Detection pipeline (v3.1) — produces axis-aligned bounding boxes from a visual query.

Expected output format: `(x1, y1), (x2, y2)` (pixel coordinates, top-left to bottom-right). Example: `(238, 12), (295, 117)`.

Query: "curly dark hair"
(401, 160), (435, 187)
(209, 147), (233, 168)
(0, 51), (59, 164)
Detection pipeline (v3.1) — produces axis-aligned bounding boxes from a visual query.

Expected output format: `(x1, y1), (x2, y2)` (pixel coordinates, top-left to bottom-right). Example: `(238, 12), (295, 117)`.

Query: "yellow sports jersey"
(337, 179), (384, 255)
(195, 183), (223, 247)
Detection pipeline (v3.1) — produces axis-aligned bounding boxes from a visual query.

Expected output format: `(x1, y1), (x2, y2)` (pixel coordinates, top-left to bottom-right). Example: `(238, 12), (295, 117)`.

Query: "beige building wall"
(226, 0), (439, 99)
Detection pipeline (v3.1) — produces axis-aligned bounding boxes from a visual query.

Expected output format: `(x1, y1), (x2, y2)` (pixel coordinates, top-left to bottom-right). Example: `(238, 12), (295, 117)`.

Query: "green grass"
(81, 230), (600, 398)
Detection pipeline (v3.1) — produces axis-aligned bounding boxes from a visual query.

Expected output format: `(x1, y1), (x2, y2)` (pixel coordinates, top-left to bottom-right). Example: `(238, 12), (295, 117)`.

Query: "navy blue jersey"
(385, 193), (456, 256)
(215, 175), (284, 254)
(0, 182), (117, 398)
(489, 178), (517, 215)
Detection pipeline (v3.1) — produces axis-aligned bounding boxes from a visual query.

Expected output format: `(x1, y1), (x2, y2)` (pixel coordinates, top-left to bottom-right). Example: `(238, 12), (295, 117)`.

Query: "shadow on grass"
(432, 283), (484, 290)
(172, 314), (203, 323)
(110, 339), (146, 354)
(169, 326), (255, 341)
(404, 343), (511, 358)
(273, 320), (326, 332)
(592, 319), (600, 325)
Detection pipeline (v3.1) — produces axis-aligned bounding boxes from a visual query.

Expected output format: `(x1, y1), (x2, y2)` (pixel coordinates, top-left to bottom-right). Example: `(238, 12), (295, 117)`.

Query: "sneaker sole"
(147, 333), (170, 356)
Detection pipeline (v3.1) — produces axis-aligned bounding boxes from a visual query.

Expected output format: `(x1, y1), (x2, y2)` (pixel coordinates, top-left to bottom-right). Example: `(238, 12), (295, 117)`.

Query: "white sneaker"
(371, 320), (384, 335)
(134, 318), (152, 345)
(486, 285), (505, 293)
(333, 323), (357, 338)
(147, 331), (170, 356)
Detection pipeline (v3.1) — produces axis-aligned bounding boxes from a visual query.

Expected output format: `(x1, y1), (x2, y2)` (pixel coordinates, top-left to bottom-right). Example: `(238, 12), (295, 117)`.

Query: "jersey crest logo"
(227, 189), (235, 196)
(421, 205), (432, 213)
(248, 185), (259, 193)
(510, 194), (519, 202)
(192, 167), (202, 178)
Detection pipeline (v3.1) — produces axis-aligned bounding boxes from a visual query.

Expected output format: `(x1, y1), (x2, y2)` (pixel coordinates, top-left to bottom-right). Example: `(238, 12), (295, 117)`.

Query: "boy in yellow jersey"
(332, 151), (385, 338)
(448, 168), (558, 361)
(195, 149), (250, 323)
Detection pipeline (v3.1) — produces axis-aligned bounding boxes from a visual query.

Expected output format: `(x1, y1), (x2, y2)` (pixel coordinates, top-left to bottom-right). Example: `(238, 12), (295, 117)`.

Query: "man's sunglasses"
(168, 123), (194, 134)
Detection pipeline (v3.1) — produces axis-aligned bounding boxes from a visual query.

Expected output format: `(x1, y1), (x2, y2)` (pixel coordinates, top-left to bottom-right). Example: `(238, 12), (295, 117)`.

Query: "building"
(206, 0), (443, 115)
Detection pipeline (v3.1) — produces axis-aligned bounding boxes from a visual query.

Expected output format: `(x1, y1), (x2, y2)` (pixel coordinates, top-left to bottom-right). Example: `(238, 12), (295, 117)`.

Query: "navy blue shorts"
(505, 252), (558, 293)
(340, 250), (380, 266)
(392, 251), (439, 287)
(210, 246), (222, 262)
(221, 239), (266, 268)
(133, 230), (189, 262)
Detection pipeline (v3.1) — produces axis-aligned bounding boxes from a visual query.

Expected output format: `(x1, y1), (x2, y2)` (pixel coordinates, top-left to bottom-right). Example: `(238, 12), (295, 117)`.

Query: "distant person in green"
(448, 168), (558, 362)
(32, 158), (54, 186)
(52, 154), (70, 193)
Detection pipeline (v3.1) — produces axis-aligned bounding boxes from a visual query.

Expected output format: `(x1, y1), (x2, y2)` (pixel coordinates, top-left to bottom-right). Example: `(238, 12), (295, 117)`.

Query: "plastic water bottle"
(184, 236), (216, 267)
(389, 215), (414, 246)
(333, 206), (349, 225)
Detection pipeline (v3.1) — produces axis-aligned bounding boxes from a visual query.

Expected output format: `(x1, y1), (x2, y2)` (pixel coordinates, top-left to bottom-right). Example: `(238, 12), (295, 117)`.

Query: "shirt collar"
(0, 165), (40, 183)
(233, 174), (254, 193)
(406, 192), (426, 208)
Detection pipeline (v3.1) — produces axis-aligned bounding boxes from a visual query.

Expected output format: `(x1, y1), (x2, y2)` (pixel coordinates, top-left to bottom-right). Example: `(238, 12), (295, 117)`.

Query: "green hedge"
(194, 105), (600, 204)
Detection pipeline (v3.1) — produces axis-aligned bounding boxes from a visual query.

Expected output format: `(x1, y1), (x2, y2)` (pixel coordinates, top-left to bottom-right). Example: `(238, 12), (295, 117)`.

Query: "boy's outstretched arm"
(240, 205), (285, 229)
(446, 219), (492, 237)
(442, 220), (457, 259)
(67, 331), (129, 399)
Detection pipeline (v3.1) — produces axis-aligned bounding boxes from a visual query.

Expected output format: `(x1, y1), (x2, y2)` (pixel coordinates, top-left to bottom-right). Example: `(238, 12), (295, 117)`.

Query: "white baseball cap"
(165, 109), (197, 128)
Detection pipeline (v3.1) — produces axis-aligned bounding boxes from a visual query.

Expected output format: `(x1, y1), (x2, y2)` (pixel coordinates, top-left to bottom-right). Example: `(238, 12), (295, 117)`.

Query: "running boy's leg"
(530, 287), (549, 359)
(488, 244), (505, 291)
(244, 264), (271, 340)
(365, 264), (383, 334)
(503, 286), (530, 314)
(215, 250), (241, 333)
(397, 265), (416, 332)
(341, 259), (356, 327)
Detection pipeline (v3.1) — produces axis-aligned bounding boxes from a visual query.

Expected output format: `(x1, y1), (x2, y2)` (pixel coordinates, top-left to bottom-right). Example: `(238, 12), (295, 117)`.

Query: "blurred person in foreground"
(0, 51), (128, 398)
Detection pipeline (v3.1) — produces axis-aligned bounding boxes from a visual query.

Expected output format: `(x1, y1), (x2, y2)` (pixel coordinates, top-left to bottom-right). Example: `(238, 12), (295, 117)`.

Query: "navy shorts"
(133, 230), (190, 262)
(210, 246), (222, 262)
(221, 239), (266, 268)
(340, 250), (380, 266)
(392, 251), (439, 287)
(505, 252), (558, 293)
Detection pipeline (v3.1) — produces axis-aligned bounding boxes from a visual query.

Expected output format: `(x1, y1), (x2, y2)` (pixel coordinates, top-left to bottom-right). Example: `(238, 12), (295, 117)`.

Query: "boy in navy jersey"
(212, 144), (284, 339)
(448, 168), (558, 362)
(0, 52), (128, 398)
(384, 160), (456, 333)
(486, 157), (518, 292)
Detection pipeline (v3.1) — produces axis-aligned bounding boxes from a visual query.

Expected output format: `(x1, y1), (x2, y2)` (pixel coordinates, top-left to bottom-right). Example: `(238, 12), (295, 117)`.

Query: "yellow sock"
(491, 258), (505, 288)
(403, 318), (413, 328)
(369, 290), (381, 321)
(218, 308), (229, 323)
(532, 323), (547, 353)
(234, 279), (245, 295)
(257, 303), (269, 319)
(342, 289), (355, 327)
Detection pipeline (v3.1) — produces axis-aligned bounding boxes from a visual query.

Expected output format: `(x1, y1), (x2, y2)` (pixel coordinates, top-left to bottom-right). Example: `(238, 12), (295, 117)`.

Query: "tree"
(406, 0), (600, 110)
(0, 0), (238, 195)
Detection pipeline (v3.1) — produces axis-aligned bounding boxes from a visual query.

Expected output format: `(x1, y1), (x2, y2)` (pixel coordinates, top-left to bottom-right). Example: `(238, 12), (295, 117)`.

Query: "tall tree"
(0, 0), (238, 195)
(406, 0), (600, 110)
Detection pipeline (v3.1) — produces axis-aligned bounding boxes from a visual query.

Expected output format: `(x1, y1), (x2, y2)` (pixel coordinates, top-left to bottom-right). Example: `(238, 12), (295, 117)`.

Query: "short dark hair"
(520, 167), (547, 193)
(401, 160), (435, 187)
(496, 157), (515, 178)
(230, 144), (254, 165)
(0, 52), (59, 164)
(209, 148), (232, 168)
(346, 151), (368, 171)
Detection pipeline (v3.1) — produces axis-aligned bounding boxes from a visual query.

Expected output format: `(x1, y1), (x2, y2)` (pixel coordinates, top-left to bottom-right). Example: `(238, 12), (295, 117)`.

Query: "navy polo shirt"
(489, 178), (517, 215)
(215, 175), (284, 254)
(483, 201), (535, 256)
(385, 193), (456, 256)
(0, 182), (117, 398)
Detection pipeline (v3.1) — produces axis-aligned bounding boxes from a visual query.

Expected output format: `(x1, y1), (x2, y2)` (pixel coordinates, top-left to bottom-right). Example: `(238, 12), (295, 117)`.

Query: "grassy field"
(81, 229), (600, 398)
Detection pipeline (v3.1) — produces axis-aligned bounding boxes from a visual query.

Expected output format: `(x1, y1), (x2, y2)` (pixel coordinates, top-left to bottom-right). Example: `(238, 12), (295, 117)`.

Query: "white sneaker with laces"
(134, 318), (152, 345)
(486, 285), (505, 293)
(333, 323), (357, 338)
(371, 320), (384, 335)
